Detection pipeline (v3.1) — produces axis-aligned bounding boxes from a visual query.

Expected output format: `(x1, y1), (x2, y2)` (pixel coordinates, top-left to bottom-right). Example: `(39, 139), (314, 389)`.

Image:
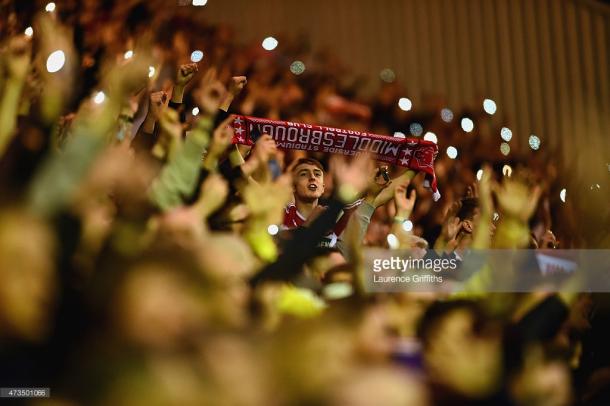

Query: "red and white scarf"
(231, 115), (441, 201)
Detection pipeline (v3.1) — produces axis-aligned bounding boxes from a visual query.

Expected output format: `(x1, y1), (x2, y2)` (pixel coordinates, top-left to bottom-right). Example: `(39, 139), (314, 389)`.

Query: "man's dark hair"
(416, 299), (484, 348)
(456, 197), (479, 222)
(292, 158), (325, 173)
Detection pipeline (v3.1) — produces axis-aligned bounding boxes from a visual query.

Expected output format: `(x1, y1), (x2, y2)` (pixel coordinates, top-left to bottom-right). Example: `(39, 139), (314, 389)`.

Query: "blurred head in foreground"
(0, 208), (57, 341)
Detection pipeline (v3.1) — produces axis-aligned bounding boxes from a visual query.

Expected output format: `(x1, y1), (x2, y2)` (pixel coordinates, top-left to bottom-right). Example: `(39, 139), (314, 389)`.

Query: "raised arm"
(28, 48), (151, 217)
(390, 181), (418, 248)
(132, 90), (168, 152)
(472, 165), (494, 249)
(148, 115), (217, 211)
(170, 63), (198, 105)
(0, 35), (31, 156)
(220, 76), (249, 169)
(220, 76), (247, 112)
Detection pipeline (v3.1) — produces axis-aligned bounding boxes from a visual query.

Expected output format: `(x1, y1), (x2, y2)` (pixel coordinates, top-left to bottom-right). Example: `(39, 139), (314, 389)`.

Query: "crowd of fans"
(1, 1), (609, 405)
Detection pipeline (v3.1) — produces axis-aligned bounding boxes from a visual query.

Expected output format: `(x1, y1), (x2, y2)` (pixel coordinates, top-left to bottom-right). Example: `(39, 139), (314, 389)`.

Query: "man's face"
(293, 163), (325, 202)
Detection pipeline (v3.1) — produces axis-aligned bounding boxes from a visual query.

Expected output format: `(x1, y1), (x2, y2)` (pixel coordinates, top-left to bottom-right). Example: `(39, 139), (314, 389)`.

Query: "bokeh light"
(500, 127), (512, 142)
(402, 220), (413, 232)
(24, 26), (34, 37)
(124, 50), (133, 60)
(192, 0), (208, 5)
(192, 107), (200, 116)
(500, 142), (510, 156)
(410, 123), (423, 137)
(446, 146), (458, 159)
(398, 97), (412, 111)
(148, 66), (155, 78)
(46, 50), (66, 73)
(483, 99), (497, 115)
(560, 188), (566, 203)
(262, 37), (278, 51)
(502, 164), (513, 177)
(387, 233), (399, 249)
(476, 169), (483, 181)
(45, 2), (56, 12)
(190, 50), (204, 62)
(393, 131), (406, 139)
(93, 91), (105, 105)
(461, 117), (474, 132)
(380, 68), (396, 83)
(267, 224), (279, 236)
(441, 108), (454, 122)
(290, 60), (306, 75)
(423, 131), (437, 143)
(529, 134), (541, 150)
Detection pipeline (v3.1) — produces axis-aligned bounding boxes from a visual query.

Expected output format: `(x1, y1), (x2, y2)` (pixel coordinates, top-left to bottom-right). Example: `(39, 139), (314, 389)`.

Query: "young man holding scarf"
(282, 157), (364, 248)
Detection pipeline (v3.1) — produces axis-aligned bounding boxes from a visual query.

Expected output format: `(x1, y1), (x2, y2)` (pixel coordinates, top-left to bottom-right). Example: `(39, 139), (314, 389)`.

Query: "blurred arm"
(149, 116), (213, 211)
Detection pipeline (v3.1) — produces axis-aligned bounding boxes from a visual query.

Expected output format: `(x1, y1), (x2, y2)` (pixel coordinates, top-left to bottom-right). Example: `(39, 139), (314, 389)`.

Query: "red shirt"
(282, 199), (363, 247)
